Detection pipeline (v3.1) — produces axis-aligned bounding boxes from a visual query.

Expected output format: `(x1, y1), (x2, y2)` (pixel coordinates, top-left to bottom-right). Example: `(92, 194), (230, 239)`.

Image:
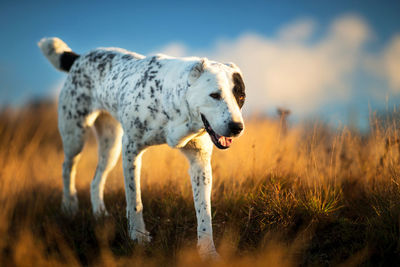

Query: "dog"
(38, 37), (245, 258)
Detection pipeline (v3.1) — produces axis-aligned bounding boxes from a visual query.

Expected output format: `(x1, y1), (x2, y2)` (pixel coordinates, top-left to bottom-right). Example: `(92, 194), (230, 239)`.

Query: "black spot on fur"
(82, 75), (92, 90)
(232, 73), (246, 108)
(105, 53), (116, 60)
(149, 56), (157, 65)
(60, 51), (80, 72)
(122, 54), (133, 60)
(147, 105), (158, 119)
(96, 52), (116, 77)
(162, 111), (170, 120)
(86, 51), (104, 62)
(97, 62), (106, 76)
(154, 80), (162, 91)
(76, 108), (89, 117)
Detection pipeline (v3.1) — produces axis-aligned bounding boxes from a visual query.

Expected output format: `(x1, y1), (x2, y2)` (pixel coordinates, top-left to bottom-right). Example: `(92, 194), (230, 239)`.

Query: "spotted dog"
(38, 37), (245, 258)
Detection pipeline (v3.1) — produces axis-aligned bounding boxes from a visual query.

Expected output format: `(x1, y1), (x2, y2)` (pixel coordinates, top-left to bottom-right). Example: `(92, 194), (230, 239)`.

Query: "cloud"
(383, 35), (400, 92)
(160, 14), (377, 116)
(328, 14), (371, 49)
(277, 19), (316, 43)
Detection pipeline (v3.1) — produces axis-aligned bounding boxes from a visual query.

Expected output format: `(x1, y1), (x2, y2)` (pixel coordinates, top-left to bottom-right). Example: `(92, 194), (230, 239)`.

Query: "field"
(0, 101), (400, 266)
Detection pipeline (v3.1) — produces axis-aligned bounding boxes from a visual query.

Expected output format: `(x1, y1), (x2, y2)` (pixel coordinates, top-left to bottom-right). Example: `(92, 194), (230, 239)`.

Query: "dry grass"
(0, 101), (400, 266)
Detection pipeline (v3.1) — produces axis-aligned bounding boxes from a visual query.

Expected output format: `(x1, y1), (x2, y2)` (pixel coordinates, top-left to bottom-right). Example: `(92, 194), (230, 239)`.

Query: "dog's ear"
(188, 58), (207, 84)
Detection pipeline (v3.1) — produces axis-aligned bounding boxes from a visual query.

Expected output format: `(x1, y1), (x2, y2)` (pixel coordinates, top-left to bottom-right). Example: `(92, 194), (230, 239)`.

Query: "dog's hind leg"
(58, 82), (99, 215)
(59, 118), (88, 216)
(91, 113), (123, 216)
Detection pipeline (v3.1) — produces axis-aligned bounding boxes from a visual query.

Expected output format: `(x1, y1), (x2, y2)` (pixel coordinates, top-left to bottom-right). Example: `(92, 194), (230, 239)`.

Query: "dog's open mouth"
(201, 114), (233, 149)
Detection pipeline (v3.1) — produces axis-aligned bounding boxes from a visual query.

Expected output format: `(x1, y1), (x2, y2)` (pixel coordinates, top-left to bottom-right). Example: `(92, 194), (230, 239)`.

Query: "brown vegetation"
(0, 102), (399, 266)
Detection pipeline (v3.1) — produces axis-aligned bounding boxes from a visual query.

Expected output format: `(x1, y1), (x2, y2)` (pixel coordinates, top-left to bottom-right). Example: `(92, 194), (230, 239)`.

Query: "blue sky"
(1, 0), (400, 128)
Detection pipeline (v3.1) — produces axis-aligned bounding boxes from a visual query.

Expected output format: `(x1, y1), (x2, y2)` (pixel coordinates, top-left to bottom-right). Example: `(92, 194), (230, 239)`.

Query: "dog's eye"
(209, 93), (221, 100)
(239, 95), (245, 101)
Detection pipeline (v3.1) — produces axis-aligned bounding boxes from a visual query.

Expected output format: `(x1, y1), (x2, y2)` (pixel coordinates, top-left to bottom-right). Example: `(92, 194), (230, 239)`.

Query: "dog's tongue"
(218, 136), (233, 147)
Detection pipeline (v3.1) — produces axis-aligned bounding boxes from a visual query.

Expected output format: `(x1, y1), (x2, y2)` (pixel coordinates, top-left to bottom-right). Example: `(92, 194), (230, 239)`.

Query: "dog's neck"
(160, 67), (204, 148)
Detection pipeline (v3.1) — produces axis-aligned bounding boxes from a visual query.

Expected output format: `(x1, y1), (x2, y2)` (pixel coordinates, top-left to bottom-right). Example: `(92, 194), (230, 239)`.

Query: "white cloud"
(210, 15), (372, 115)
(160, 14), (379, 116)
(383, 35), (400, 92)
(328, 14), (371, 49)
(277, 18), (316, 43)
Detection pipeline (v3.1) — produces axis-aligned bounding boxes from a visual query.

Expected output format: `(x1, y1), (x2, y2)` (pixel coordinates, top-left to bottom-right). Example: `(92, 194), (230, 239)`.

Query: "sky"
(1, 0), (400, 129)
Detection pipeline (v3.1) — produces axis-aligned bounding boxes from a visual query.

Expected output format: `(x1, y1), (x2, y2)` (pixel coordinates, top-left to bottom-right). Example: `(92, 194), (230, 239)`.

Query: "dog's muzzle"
(201, 114), (234, 149)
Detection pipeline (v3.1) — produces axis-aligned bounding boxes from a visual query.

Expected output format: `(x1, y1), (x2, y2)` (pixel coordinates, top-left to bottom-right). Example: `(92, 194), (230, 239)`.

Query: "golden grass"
(0, 102), (400, 266)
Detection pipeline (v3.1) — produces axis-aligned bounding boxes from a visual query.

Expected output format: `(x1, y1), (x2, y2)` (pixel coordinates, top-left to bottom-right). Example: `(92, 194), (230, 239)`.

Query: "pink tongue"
(218, 136), (233, 147)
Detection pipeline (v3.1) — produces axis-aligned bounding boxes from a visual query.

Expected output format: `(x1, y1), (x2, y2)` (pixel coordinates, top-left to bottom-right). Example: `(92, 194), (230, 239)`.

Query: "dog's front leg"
(181, 137), (219, 259)
(122, 135), (151, 243)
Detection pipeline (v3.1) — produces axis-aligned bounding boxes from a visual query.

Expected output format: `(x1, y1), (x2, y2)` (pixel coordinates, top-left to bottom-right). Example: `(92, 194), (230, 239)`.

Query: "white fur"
(38, 37), (72, 72)
(38, 38), (245, 259)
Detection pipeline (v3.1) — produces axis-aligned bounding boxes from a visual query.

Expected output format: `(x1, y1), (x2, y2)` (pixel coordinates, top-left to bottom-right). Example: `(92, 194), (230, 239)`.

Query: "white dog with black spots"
(38, 37), (246, 259)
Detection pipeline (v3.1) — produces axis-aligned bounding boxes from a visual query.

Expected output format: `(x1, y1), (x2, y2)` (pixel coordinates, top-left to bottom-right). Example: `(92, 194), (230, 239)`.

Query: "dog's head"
(186, 58), (246, 149)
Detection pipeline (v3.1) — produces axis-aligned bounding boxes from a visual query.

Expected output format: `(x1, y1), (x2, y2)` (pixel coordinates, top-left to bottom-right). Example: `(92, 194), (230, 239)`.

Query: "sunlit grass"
(0, 102), (400, 266)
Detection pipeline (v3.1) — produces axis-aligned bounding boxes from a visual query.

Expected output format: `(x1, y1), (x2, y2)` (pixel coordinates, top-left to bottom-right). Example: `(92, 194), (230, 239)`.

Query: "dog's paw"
(61, 194), (79, 216)
(198, 242), (220, 261)
(93, 204), (110, 218)
(129, 229), (152, 244)
(199, 249), (220, 261)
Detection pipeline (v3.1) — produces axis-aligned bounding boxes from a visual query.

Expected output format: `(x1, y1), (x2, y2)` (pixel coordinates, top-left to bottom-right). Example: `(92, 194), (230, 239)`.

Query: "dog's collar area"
(201, 114), (233, 149)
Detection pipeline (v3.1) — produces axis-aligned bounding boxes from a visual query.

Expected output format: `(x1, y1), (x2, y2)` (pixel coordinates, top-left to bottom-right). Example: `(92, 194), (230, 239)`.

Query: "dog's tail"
(38, 37), (80, 72)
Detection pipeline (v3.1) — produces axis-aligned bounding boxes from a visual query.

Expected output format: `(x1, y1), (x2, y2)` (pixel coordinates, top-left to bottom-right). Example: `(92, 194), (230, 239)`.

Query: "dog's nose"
(229, 121), (244, 135)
